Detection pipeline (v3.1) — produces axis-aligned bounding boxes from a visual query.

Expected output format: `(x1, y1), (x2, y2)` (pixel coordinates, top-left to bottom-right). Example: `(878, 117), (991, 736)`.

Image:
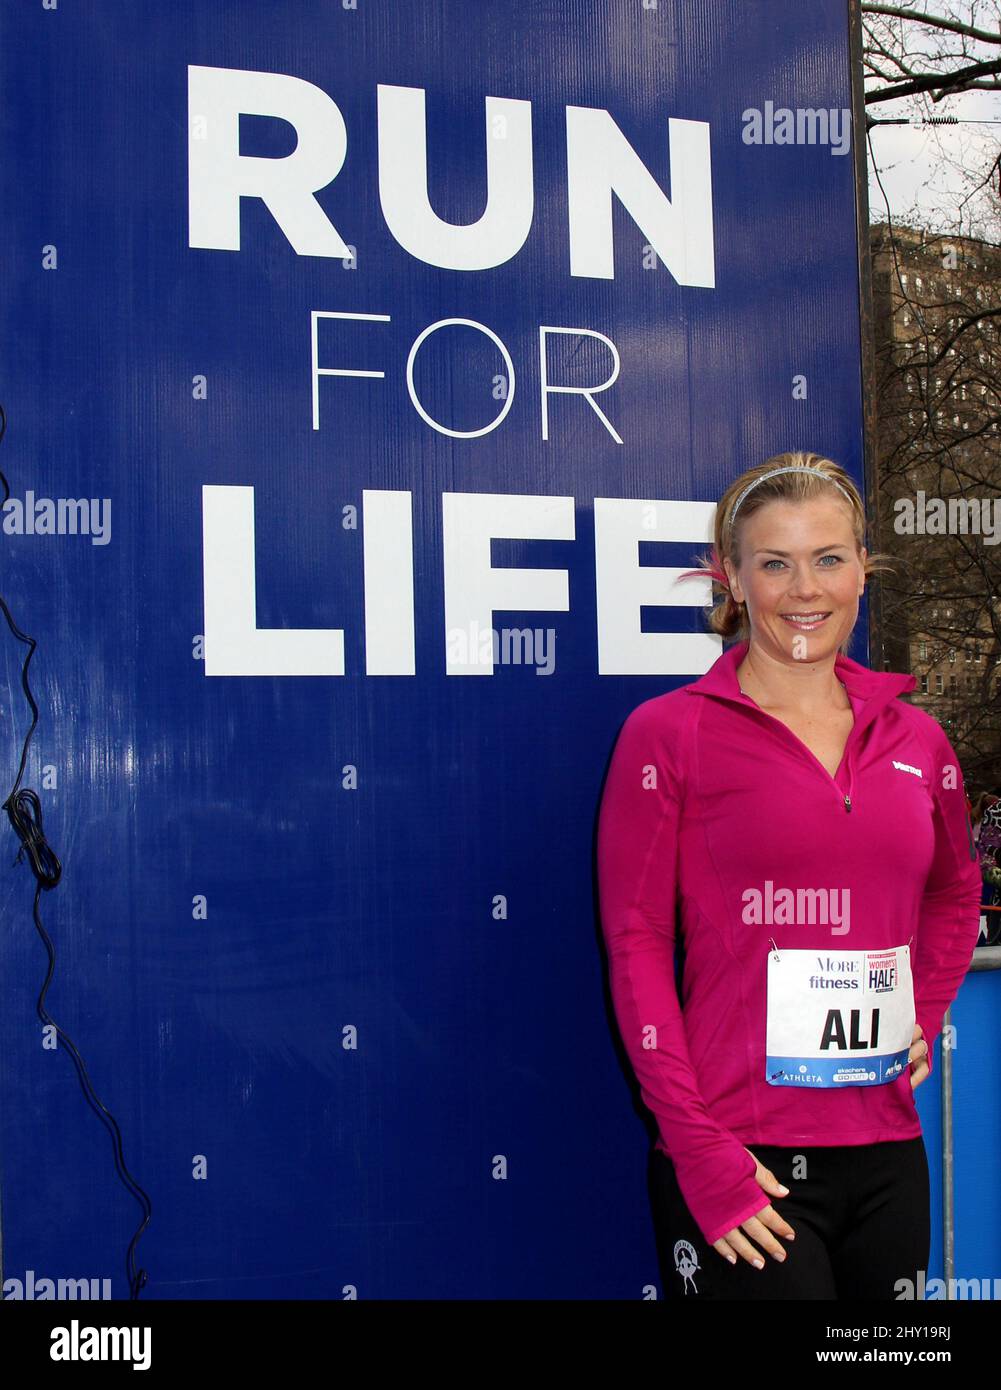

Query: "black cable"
(0, 401), (151, 1299)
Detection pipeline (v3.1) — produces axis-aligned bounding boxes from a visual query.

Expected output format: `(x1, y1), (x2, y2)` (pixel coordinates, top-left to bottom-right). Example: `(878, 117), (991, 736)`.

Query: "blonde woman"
(597, 451), (982, 1300)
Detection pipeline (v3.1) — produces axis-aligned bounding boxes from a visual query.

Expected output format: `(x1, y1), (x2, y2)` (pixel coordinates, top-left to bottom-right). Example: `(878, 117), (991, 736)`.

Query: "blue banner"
(1, 0), (868, 1299)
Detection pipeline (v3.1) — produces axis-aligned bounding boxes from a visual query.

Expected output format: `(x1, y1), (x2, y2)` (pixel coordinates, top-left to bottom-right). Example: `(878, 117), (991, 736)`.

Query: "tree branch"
(866, 54), (1001, 103)
(862, 3), (1001, 46)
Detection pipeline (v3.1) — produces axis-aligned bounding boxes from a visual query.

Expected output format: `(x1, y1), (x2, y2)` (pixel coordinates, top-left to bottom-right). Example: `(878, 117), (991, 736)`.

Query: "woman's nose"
(787, 569), (823, 598)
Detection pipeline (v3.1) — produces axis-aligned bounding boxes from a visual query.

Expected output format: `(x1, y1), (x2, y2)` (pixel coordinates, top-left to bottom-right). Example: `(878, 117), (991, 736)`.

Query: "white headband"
(727, 465), (854, 533)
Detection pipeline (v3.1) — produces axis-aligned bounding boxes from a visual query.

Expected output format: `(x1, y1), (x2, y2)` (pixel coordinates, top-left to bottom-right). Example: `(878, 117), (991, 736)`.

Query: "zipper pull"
(844, 795), (852, 813)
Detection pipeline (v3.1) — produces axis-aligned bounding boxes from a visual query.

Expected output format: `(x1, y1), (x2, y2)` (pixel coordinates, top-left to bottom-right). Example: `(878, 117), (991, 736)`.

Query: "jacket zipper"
(729, 694), (857, 813)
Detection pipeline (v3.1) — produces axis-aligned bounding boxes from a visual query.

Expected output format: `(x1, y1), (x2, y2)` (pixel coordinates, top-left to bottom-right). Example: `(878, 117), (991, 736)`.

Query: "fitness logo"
(673, 1239), (700, 1294)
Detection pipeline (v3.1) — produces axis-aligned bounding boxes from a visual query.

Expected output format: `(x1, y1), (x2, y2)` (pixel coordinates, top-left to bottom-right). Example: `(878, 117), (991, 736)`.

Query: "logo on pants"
(673, 1239), (700, 1293)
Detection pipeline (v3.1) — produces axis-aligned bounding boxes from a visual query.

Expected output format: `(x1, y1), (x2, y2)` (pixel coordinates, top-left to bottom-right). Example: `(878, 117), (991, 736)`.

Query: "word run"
(187, 66), (715, 284)
(200, 486), (719, 677)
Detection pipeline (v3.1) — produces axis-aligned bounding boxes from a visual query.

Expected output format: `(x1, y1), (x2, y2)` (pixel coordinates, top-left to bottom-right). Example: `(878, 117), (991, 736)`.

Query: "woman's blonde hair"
(681, 450), (898, 655)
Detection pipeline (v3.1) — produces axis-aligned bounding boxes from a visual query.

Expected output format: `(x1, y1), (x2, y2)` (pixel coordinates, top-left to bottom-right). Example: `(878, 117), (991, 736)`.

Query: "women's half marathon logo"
(2, 490), (111, 545)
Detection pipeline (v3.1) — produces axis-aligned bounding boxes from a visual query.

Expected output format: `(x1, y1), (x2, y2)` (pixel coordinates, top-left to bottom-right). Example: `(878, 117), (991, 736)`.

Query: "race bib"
(765, 944), (914, 1087)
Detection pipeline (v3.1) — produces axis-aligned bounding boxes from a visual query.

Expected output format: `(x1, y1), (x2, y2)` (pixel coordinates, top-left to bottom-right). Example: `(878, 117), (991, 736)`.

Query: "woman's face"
(723, 496), (866, 661)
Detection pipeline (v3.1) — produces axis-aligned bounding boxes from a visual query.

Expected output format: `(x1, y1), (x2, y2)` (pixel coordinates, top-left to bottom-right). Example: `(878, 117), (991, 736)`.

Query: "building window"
(936, 673), (944, 694)
(921, 674), (929, 693)
(949, 649), (956, 663)
(919, 640), (928, 661)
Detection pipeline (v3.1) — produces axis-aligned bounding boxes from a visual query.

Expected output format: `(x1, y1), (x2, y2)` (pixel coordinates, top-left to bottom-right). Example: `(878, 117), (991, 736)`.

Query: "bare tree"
(869, 225), (1001, 790)
(863, 2), (1001, 239)
(863, 1), (1001, 104)
(857, 6), (1001, 792)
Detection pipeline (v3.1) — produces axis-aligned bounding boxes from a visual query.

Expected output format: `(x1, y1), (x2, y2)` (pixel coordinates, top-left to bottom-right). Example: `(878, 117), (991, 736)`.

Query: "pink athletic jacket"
(596, 637), (982, 1246)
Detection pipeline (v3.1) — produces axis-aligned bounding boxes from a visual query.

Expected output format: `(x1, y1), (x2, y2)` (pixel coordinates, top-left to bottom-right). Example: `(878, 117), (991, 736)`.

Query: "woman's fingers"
(712, 1206), (793, 1267)
(713, 1230), (763, 1267)
(740, 1212), (790, 1263)
(756, 1204), (796, 1242)
(715, 1152), (798, 1265)
(910, 1054), (930, 1089)
(909, 1026), (930, 1088)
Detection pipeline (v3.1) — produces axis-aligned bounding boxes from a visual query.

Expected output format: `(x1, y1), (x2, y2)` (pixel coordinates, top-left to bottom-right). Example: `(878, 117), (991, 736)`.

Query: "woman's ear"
(725, 559), (743, 604)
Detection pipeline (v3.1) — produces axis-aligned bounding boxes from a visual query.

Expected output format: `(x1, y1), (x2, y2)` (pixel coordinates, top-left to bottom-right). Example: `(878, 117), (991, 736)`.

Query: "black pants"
(649, 1136), (930, 1300)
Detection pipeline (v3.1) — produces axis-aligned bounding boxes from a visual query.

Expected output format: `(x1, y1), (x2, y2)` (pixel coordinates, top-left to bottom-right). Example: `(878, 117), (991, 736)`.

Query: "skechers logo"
(892, 760), (923, 778)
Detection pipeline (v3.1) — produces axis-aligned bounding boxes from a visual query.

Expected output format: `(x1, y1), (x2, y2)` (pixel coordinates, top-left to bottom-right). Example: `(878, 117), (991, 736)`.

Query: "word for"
(310, 311), (623, 441)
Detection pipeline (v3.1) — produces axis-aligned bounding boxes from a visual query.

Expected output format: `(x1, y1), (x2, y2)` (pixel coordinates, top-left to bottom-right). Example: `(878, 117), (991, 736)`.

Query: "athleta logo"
(892, 760), (923, 778)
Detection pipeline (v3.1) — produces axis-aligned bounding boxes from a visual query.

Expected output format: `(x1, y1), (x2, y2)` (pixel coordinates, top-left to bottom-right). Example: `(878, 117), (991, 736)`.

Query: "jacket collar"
(685, 638), (916, 710)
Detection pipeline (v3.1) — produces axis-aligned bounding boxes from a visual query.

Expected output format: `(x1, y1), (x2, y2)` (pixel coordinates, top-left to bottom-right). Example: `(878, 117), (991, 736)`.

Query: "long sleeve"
(911, 721), (983, 1077)
(596, 701), (768, 1246)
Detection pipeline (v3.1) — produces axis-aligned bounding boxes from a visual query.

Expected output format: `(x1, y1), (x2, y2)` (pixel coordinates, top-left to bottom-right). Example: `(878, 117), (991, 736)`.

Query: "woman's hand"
(711, 1147), (796, 1268)
(909, 1022), (930, 1090)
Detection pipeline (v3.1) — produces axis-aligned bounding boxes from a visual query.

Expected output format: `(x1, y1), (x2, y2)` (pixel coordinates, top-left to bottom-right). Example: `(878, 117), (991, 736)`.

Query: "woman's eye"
(762, 555), (843, 571)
